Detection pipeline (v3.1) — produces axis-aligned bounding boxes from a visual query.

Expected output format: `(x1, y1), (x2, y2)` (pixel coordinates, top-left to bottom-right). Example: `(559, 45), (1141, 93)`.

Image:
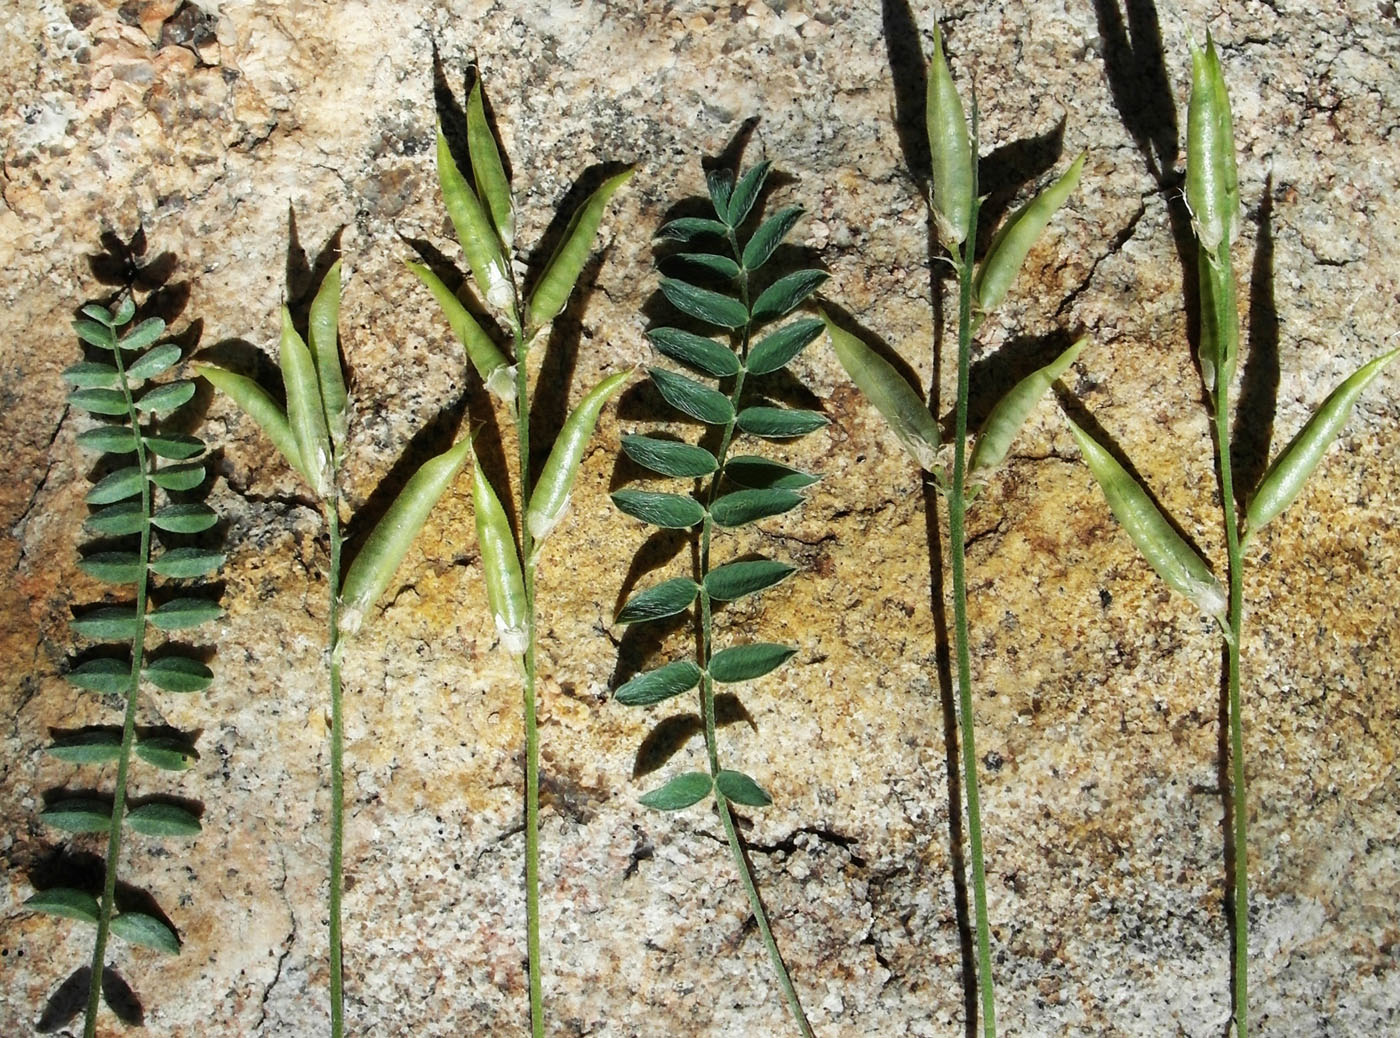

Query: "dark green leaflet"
(621, 435), (718, 477)
(650, 367), (735, 425)
(704, 559), (795, 601)
(639, 772), (713, 810)
(615, 661), (702, 706)
(616, 578), (700, 624)
(648, 327), (741, 377)
(724, 456), (818, 490)
(736, 406), (828, 439)
(709, 489), (803, 527)
(709, 643), (795, 682)
(611, 489), (706, 529)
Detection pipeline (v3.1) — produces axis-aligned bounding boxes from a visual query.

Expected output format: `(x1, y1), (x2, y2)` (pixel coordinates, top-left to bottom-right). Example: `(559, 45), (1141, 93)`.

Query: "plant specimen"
(199, 260), (470, 1038)
(825, 25), (1083, 1038)
(28, 291), (222, 1038)
(411, 70), (631, 1038)
(610, 158), (828, 1036)
(1062, 36), (1397, 1037)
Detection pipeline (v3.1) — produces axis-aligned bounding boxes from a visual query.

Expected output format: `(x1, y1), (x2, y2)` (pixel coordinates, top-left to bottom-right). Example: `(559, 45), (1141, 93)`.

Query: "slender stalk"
(327, 501), (345, 1038)
(693, 237), (813, 1037)
(947, 200), (997, 1038)
(84, 312), (153, 1038)
(514, 324), (545, 1038)
(1206, 250), (1248, 1037)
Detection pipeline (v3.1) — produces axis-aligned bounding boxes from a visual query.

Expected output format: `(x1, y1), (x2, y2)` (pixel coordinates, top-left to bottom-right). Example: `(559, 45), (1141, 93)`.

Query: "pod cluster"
(418, 71), (631, 649)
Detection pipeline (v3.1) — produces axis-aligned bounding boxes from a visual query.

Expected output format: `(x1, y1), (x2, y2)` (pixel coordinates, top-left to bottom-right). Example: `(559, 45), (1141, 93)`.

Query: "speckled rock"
(3, 2), (1398, 1036)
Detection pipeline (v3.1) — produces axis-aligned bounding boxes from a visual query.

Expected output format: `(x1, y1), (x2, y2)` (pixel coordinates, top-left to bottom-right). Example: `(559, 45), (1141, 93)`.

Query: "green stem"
(327, 501), (345, 1038)
(694, 240), (813, 1037)
(1207, 250), (1248, 1038)
(84, 313), (153, 1038)
(948, 208), (997, 1037)
(514, 323), (544, 1038)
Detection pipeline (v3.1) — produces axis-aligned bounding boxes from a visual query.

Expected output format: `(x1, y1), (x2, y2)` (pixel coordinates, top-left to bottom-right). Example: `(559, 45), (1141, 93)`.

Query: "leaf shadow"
(38, 965), (144, 1031)
(399, 233), (509, 347)
(1091, 0), (1205, 383)
(527, 241), (613, 494)
(194, 337), (285, 406)
(881, 0), (930, 189)
(700, 117), (762, 184)
(610, 610), (692, 697)
(743, 370), (824, 414)
(38, 966), (91, 1033)
(87, 226), (178, 296)
(976, 119), (1067, 257)
(101, 968), (143, 1026)
(609, 528), (692, 623)
(631, 694), (756, 779)
(1091, 0), (1178, 181)
(26, 845), (106, 895)
(282, 209), (345, 356)
(24, 837), (173, 929)
(147, 577), (225, 618)
(879, 5), (977, 1030)
(1232, 173), (1279, 501)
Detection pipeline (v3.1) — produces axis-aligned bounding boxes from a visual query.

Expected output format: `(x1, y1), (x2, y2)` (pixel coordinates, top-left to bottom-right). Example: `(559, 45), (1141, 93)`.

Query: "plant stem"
(947, 209), (997, 1038)
(694, 241), (813, 1037)
(1206, 250), (1248, 1037)
(514, 329), (545, 1038)
(84, 312), (153, 1038)
(327, 500), (345, 1038)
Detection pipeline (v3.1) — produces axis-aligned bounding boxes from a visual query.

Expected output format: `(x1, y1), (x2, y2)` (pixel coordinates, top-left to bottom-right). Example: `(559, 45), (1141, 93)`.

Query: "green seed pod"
(523, 168), (634, 335)
(467, 74), (514, 250)
(338, 437), (473, 638)
(1245, 347), (1399, 541)
(309, 260), (350, 454)
(526, 369), (632, 544)
(437, 128), (515, 317)
(406, 261), (516, 401)
(823, 312), (941, 472)
(973, 154), (1084, 314)
(1186, 33), (1240, 254)
(1065, 415), (1227, 620)
(279, 308), (334, 498)
(470, 444), (528, 655)
(196, 362), (310, 485)
(926, 25), (974, 248)
(969, 337), (1085, 480)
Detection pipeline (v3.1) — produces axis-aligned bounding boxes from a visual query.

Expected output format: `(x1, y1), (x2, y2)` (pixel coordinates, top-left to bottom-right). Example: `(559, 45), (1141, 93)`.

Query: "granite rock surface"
(2, 1), (1398, 1035)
